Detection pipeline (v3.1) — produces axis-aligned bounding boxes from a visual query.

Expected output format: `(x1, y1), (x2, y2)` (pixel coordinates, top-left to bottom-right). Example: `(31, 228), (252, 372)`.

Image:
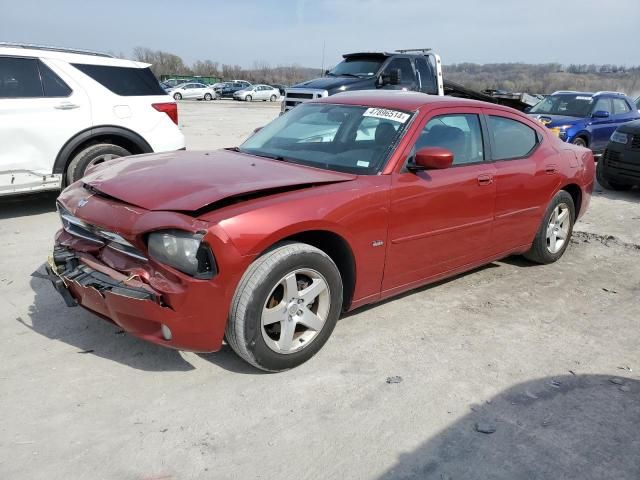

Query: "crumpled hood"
(528, 114), (585, 128)
(81, 150), (356, 212)
(292, 76), (373, 93)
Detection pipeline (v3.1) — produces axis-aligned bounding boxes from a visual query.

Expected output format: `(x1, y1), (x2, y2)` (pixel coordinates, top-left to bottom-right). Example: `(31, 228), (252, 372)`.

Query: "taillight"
(152, 102), (178, 125)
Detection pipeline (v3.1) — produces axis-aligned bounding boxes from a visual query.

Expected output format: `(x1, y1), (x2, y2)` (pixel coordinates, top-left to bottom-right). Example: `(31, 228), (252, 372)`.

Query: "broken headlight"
(147, 230), (216, 278)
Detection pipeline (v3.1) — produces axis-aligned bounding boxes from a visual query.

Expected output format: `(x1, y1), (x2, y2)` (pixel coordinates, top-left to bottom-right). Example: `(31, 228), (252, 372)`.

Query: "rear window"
(72, 64), (165, 96)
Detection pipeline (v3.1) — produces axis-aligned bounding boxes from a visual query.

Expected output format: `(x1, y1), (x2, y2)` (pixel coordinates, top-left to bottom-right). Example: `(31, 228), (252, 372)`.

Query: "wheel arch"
(53, 126), (153, 175)
(571, 131), (590, 146)
(560, 183), (583, 218)
(260, 229), (357, 311)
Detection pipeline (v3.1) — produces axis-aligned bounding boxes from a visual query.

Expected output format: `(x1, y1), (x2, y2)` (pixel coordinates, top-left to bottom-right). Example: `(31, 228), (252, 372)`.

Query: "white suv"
(0, 43), (185, 196)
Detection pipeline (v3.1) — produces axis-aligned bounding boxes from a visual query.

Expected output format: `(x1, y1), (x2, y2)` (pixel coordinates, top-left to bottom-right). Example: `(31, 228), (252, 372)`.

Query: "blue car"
(527, 91), (640, 154)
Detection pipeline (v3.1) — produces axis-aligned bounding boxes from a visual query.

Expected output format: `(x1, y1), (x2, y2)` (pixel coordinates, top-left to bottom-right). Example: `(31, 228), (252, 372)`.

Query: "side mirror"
(389, 68), (401, 85)
(380, 68), (402, 86)
(523, 106), (531, 113)
(409, 147), (454, 171)
(592, 110), (610, 118)
(324, 69), (330, 76)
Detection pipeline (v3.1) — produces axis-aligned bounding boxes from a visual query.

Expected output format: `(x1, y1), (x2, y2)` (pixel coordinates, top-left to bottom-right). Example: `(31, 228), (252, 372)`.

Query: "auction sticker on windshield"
(363, 108), (410, 123)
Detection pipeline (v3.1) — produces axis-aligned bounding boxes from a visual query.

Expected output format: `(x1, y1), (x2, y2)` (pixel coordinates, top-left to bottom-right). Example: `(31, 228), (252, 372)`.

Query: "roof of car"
(0, 44), (150, 68)
(314, 90), (514, 113)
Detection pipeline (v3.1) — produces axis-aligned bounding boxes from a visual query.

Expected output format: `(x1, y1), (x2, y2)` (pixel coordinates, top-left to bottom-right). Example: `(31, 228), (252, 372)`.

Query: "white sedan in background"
(233, 84), (280, 102)
(169, 82), (217, 101)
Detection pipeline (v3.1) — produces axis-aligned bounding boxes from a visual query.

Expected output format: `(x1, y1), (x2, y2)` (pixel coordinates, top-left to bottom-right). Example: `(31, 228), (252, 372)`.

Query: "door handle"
(477, 174), (493, 186)
(54, 102), (80, 110)
(545, 164), (558, 175)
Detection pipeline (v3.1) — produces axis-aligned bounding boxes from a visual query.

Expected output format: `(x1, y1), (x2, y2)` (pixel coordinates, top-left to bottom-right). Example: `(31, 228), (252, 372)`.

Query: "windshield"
(328, 57), (385, 78)
(529, 94), (594, 117)
(239, 103), (413, 174)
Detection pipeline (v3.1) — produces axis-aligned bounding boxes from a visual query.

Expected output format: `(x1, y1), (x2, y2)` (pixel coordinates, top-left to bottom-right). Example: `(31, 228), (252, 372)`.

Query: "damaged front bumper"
(44, 244), (227, 352)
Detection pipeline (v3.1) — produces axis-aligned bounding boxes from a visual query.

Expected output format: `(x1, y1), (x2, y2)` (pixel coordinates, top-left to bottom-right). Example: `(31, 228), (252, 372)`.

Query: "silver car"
(233, 84), (280, 102)
(169, 82), (217, 101)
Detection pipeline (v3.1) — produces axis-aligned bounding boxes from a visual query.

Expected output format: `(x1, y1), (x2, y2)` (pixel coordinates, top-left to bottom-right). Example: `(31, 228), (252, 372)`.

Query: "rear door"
(383, 107), (496, 293)
(0, 56), (90, 183)
(611, 97), (637, 127)
(483, 110), (558, 254)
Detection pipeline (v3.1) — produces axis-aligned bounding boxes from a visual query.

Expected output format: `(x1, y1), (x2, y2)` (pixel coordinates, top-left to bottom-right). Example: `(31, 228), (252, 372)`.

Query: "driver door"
(382, 108), (496, 294)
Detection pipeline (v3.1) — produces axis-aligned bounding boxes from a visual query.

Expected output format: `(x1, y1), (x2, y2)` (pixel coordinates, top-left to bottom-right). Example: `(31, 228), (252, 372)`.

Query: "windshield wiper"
(337, 73), (361, 78)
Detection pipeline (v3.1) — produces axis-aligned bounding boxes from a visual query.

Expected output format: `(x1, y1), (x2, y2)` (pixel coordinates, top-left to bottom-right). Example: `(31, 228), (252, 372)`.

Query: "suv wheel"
(596, 160), (632, 191)
(225, 242), (343, 372)
(173, 92), (182, 100)
(572, 137), (587, 147)
(66, 143), (131, 184)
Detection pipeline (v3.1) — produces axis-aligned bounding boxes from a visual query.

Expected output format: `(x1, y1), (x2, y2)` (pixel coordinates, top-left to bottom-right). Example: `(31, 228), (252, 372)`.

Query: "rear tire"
(226, 243), (343, 372)
(245, 95), (252, 102)
(596, 159), (632, 191)
(524, 190), (575, 264)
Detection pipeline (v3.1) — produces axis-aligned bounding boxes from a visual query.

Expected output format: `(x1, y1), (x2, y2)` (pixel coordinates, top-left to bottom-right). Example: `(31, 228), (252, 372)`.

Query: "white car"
(169, 82), (217, 101)
(233, 84), (281, 102)
(0, 43), (185, 195)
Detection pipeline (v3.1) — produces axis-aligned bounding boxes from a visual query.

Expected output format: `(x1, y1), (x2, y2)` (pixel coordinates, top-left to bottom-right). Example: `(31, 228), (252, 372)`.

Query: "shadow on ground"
(377, 374), (640, 480)
(593, 183), (640, 203)
(26, 264), (260, 374)
(0, 192), (58, 219)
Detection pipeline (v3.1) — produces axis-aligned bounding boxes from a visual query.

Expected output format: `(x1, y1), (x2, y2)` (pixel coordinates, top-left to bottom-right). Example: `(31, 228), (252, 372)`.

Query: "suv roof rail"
(594, 90), (626, 96)
(551, 90), (584, 95)
(395, 48), (433, 54)
(0, 42), (114, 58)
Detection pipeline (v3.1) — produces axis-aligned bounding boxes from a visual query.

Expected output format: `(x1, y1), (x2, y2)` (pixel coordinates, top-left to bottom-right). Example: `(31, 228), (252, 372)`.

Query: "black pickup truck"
(281, 50), (443, 113)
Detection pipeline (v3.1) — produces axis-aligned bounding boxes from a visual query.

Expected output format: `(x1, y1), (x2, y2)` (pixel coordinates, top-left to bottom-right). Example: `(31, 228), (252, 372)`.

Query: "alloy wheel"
(546, 203), (570, 254)
(261, 268), (331, 354)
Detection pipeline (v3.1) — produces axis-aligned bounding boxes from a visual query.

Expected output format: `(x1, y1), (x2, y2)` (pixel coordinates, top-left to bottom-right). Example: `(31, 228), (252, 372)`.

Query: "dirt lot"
(1, 100), (639, 480)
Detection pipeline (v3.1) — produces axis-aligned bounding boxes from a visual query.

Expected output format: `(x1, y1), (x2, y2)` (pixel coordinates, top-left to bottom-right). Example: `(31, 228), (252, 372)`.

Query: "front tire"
(270, 94), (277, 102)
(572, 137), (587, 148)
(226, 243), (343, 372)
(524, 190), (575, 264)
(173, 92), (182, 100)
(245, 95), (252, 102)
(204, 93), (212, 101)
(66, 144), (131, 184)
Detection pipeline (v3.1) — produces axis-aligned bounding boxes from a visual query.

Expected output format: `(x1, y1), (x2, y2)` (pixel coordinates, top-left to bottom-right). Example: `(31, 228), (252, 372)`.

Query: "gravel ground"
(1, 100), (639, 480)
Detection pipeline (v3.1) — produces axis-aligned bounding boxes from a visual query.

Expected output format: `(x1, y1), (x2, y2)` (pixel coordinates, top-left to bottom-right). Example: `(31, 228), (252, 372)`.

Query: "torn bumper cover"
(44, 246), (226, 352)
(46, 247), (158, 305)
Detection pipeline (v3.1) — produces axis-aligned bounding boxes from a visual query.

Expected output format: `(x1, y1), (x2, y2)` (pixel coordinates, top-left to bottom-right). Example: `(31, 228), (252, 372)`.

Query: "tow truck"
(282, 48), (542, 114)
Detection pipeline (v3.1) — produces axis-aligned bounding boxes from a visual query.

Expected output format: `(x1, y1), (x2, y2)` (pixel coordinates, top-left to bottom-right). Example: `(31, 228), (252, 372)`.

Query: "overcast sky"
(2, 0), (639, 67)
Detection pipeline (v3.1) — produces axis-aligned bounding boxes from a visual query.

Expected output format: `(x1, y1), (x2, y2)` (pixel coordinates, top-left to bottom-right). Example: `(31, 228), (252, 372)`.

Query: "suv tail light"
(152, 102), (178, 125)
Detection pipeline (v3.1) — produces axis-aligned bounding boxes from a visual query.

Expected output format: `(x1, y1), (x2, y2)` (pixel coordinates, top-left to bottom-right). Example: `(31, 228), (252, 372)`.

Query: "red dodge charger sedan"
(48, 91), (594, 371)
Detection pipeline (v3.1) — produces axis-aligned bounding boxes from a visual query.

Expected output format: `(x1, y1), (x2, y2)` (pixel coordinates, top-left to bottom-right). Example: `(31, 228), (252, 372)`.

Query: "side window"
(0, 57), (43, 98)
(612, 98), (631, 115)
(414, 114), (484, 165)
(72, 64), (166, 96)
(488, 116), (538, 160)
(415, 57), (437, 94)
(38, 61), (72, 97)
(592, 97), (612, 114)
(383, 58), (415, 85)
